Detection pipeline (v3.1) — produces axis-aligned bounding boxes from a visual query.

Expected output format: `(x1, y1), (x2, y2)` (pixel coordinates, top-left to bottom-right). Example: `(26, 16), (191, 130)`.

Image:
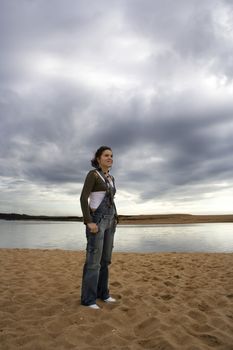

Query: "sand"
(118, 214), (233, 224)
(0, 249), (232, 350)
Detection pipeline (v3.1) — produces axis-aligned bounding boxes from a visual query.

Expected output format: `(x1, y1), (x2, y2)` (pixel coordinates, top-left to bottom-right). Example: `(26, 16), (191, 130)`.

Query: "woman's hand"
(87, 222), (99, 234)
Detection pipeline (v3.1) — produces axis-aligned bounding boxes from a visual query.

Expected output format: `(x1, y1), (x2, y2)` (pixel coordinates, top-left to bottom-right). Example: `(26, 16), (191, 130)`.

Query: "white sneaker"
(104, 296), (116, 303)
(87, 304), (100, 309)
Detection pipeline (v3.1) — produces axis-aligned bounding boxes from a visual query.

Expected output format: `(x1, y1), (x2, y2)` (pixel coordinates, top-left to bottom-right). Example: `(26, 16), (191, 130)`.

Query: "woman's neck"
(99, 166), (109, 174)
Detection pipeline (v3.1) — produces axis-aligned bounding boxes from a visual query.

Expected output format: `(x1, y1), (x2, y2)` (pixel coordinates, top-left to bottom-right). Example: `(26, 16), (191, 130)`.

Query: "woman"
(80, 146), (118, 309)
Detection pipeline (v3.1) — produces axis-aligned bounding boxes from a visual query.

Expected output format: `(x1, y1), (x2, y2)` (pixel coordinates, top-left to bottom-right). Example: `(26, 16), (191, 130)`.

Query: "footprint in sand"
(164, 280), (175, 287)
(137, 337), (175, 350)
(188, 309), (207, 323)
(134, 316), (160, 337)
(160, 294), (174, 300)
(111, 281), (122, 287)
(198, 333), (222, 347)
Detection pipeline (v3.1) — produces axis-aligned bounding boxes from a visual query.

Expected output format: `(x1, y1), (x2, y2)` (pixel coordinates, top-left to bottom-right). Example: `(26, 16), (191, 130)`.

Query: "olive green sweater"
(80, 169), (116, 224)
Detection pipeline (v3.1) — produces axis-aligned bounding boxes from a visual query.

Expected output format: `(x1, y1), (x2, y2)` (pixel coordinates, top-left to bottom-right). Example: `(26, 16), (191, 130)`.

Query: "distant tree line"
(0, 213), (83, 221)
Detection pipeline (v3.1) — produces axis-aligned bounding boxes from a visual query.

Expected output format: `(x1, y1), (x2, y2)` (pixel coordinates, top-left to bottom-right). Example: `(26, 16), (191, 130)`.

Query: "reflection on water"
(115, 224), (233, 252)
(0, 220), (233, 252)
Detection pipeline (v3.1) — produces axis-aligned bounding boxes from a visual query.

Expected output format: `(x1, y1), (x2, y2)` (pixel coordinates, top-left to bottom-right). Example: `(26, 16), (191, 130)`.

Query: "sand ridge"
(118, 214), (233, 224)
(0, 249), (233, 349)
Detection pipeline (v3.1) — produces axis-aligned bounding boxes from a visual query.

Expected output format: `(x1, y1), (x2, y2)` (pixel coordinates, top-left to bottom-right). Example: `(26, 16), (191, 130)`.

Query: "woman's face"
(98, 149), (113, 169)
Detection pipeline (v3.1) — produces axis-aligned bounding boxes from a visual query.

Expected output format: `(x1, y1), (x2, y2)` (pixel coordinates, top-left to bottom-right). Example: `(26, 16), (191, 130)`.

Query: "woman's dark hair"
(91, 146), (112, 168)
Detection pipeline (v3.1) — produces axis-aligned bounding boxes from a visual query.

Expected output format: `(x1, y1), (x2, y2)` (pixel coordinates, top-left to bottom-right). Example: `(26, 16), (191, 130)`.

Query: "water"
(0, 220), (233, 253)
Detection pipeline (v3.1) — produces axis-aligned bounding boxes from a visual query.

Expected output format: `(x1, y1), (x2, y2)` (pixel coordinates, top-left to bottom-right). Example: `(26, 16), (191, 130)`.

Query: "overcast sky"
(1, 0), (233, 216)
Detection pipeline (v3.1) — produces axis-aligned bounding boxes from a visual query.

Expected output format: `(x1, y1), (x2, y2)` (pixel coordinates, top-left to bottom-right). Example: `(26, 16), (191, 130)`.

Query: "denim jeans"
(81, 197), (117, 306)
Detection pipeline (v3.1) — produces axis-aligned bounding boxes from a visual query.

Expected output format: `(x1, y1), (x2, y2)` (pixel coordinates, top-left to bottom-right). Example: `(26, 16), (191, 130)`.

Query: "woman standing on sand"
(80, 146), (118, 309)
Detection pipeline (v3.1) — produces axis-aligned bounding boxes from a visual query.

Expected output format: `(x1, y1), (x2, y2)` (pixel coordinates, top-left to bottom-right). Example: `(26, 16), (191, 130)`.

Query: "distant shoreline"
(1, 213), (233, 224)
(0, 213), (83, 222)
(118, 214), (233, 224)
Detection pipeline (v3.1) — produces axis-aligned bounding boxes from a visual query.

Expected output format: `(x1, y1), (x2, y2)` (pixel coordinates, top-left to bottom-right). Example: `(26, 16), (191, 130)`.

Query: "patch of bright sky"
(213, 2), (233, 40)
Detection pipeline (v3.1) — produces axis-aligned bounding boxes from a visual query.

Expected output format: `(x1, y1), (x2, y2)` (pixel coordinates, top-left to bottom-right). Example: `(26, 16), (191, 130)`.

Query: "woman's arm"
(80, 171), (96, 224)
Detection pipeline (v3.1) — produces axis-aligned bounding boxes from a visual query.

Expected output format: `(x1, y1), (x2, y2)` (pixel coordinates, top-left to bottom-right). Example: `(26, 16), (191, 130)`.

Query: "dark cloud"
(123, 0), (233, 78)
(0, 0), (233, 214)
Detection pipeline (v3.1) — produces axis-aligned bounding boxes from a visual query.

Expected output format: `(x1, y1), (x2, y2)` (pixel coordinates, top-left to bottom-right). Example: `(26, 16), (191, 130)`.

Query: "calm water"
(0, 220), (233, 252)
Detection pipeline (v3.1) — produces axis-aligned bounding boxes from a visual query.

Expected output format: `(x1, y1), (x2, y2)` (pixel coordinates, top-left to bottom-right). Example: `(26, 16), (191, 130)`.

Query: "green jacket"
(80, 169), (117, 224)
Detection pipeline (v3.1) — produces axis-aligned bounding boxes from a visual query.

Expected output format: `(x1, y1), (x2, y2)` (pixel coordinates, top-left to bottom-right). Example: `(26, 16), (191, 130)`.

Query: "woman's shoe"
(87, 304), (100, 309)
(104, 296), (116, 303)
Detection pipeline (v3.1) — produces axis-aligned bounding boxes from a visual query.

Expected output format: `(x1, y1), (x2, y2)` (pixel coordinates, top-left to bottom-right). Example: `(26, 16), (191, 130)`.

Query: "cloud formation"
(1, 0), (233, 215)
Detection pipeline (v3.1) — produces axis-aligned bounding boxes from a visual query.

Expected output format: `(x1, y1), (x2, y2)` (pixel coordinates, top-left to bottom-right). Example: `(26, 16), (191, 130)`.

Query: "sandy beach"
(0, 249), (232, 350)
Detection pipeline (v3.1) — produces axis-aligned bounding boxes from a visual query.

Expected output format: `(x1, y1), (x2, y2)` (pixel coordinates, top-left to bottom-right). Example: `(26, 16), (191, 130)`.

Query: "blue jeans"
(81, 212), (116, 306)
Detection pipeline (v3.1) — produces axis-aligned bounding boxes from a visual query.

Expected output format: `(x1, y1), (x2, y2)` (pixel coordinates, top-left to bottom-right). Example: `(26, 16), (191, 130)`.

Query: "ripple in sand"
(134, 316), (160, 337)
